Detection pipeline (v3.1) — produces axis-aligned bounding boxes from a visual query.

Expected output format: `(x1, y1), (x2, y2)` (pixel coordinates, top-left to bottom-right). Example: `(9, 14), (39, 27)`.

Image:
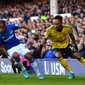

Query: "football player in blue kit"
(0, 20), (44, 79)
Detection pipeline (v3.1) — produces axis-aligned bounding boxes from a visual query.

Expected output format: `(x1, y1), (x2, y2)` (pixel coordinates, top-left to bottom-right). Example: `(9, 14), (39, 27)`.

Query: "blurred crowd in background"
(0, 0), (85, 59)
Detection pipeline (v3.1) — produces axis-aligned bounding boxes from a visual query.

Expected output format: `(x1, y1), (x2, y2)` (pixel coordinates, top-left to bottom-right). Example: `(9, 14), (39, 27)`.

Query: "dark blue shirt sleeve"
(0, 39), (3, 45)
(7, 24), (20, 31)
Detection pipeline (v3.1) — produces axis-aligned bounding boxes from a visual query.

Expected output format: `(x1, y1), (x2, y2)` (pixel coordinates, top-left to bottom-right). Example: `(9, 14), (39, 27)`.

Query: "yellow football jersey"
(44, 24), (72, 49)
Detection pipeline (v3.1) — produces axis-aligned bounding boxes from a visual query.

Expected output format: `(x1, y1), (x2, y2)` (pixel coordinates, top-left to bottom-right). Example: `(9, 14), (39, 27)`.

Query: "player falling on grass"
(41, 15), (85, 79)
(0, 20), (44, 79)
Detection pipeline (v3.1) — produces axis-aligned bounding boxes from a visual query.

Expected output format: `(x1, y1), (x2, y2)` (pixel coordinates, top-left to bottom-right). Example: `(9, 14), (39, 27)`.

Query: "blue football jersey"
(0, 24), (20, 50)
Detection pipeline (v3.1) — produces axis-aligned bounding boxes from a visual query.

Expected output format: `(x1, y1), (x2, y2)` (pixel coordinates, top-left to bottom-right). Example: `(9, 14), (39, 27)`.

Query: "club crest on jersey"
(10, 30), (13, 34)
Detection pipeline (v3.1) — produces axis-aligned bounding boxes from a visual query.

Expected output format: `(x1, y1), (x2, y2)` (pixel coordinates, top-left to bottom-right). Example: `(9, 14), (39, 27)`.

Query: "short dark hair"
(54, 15), (63, 21)
(0, 20), (6, 25)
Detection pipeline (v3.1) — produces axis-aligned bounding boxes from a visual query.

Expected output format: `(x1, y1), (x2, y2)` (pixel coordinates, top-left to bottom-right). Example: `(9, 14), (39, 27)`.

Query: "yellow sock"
(58, 57), (72, 73)
(79, 57), (85, 66)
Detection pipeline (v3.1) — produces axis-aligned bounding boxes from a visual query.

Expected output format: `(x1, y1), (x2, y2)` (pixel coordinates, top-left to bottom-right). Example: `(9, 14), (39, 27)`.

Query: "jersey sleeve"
(0, 40), (3, 46)
(7, 24), (20, 31)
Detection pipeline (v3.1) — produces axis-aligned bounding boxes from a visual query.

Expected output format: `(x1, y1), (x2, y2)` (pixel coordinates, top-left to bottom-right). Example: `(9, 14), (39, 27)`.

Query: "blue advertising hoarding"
(0, 59), (85, 76)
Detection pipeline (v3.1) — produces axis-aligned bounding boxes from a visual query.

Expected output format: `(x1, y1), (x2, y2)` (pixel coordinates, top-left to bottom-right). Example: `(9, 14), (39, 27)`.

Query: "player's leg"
(54, 49), (74, 79)
(12, 63), (17, 73)
(12, 52), (29, 78)
(72, 52), (85, 66)
(67, 44), (85, 78)
(7, 48), (29, 79)
(68, 44), (85, 66)
(19, 44), (44, 79)
(11, 62), (22, 73)
(23, 61), (30, 72)
(63, 44), (85, 79)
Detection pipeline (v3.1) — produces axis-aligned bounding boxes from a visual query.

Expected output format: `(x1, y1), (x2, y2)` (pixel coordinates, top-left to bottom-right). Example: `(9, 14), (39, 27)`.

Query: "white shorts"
(7, 44), (30, 59)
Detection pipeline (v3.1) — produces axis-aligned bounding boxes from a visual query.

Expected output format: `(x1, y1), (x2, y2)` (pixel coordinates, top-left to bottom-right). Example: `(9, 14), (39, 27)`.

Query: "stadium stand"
(0, 0), (85, 59)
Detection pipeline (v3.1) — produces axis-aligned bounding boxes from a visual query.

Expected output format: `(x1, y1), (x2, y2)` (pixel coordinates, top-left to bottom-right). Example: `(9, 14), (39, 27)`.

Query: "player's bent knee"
(72, 52), (81, 60)
(25, 52), (32, 60)
(12, 52), (20, 62)
(54, 52), (62, 59)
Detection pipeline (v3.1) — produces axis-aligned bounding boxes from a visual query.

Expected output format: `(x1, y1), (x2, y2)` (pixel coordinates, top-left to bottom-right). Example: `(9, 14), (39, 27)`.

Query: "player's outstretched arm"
(69, 33), (78, 51)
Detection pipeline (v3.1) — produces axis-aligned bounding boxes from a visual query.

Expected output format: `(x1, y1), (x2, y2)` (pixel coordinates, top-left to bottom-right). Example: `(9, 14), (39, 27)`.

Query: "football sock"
(58, 57), (73, 73)
(79, 57), (85, 66)
(31, 61), (41, 77)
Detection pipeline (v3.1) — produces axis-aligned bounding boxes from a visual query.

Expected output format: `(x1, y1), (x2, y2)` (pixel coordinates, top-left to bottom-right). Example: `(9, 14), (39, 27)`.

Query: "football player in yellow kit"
(42, 15), (85, 79)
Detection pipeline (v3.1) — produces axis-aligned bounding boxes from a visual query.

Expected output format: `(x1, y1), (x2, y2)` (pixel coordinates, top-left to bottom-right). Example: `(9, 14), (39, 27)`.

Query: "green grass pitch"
(0, 74), (85, 85)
